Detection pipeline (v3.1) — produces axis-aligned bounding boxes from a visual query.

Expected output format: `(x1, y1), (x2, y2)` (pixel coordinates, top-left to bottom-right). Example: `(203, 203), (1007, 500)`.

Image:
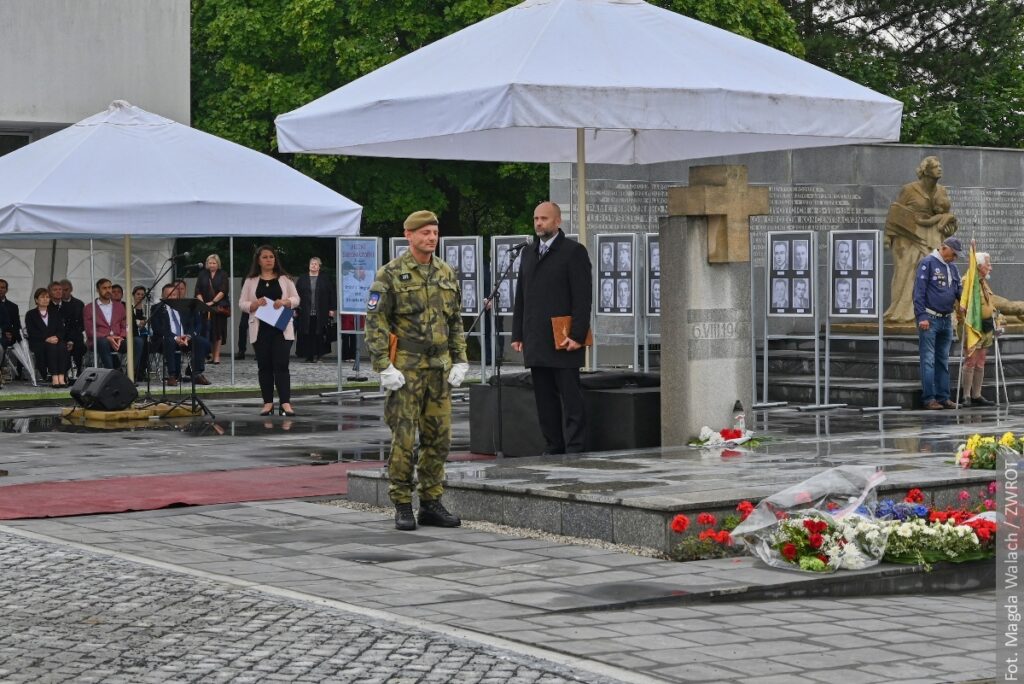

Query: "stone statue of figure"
(883, 156), (959, 323)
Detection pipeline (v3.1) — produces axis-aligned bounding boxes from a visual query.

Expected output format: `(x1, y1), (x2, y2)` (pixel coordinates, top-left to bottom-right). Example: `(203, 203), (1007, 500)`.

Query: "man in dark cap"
(913, 236), (963, 410)
(365, 210), (469, 531)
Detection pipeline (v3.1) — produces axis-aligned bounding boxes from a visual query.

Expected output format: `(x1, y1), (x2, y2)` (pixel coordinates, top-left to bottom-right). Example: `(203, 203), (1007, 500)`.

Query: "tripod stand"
(465, 240), (529, 458)
(159, 297), (216, 419)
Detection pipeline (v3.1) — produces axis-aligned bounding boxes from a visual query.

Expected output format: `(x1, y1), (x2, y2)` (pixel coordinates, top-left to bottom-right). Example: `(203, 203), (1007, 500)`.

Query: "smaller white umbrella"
(8, 338), (38, 387)
(0, 100), (362, 237)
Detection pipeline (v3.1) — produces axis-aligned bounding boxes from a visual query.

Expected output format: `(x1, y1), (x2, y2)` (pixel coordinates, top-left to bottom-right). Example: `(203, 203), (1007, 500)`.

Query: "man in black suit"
(0, 278), (21, 348)
(58, 279), (86, 375)
(512, 201), (593, 455)
(151, 284), (212, 386)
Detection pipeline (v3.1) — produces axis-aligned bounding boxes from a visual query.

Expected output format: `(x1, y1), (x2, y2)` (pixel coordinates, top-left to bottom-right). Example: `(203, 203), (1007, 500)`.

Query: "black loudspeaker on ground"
(69, 368), (139, 411)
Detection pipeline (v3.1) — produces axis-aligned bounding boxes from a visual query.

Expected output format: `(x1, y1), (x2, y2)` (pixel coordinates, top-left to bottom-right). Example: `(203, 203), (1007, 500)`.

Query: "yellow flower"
(966, 434), (982, 451)
(1000, 432), (1016, 447)
(981, 437), (996, 446)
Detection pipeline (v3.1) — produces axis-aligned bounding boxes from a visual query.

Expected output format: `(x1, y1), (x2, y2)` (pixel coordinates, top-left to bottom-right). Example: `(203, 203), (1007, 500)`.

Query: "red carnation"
(817, 554), (829, 564)
(715, 530), (732, 545)
(670, 514), (690, 533)
(803, 519), (828, 535)
(826, 501), (840, 511)
(697, 512), (717, 526)
(698, 529), (716, 541)
(781, 542), (797, 560)
(808, 533), (824, 549)
(719, 428), (741, 440)
(736, 500), (754, 520)
(904, 488), (924, 504)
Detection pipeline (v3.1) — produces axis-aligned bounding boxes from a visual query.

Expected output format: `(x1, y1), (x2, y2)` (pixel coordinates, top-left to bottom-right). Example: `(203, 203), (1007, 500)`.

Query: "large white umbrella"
(0, 100), (363, 387)
(275, 0), (902, 172)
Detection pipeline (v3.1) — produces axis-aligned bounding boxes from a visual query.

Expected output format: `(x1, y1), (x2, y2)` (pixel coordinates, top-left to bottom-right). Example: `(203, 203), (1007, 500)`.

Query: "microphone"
(173, 251), (192, 259)
(508, 240), (531, 255)
(183, 262), (205, 270)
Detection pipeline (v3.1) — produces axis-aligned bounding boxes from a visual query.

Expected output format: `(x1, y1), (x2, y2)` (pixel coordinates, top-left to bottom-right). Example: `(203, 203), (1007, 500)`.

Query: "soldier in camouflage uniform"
(366, 210), (470, 531)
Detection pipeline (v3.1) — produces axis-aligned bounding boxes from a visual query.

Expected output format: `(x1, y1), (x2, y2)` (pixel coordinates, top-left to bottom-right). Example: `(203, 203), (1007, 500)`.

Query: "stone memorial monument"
(660, 165), (767, 444)
(883, 155), (959, 325)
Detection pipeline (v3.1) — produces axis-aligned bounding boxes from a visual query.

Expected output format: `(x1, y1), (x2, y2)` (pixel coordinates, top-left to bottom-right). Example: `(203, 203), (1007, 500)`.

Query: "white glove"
(448, 362), (470, 387)
(380, 364), (406, 391)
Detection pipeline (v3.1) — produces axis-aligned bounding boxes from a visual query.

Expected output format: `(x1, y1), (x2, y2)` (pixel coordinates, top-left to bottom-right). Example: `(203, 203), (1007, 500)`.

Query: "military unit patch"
(399, 273), (412, 281)
(367, 292), (381, 310)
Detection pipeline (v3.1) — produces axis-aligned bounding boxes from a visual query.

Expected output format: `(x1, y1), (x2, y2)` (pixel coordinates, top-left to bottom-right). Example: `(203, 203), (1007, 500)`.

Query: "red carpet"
(0, 453), (494, 520)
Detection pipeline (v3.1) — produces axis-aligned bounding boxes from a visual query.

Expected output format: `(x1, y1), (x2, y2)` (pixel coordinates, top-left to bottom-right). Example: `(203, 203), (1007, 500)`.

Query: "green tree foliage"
(190, 0), (804, 268)
(779, 1), (1024, 147)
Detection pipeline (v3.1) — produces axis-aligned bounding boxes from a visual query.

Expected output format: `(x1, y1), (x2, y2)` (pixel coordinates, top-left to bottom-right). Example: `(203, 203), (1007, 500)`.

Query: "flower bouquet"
(954, 432), (1021, 470)
(731, 465), (889, 573)
(689, 425), (755, 448)
(880, 513), (997, 569)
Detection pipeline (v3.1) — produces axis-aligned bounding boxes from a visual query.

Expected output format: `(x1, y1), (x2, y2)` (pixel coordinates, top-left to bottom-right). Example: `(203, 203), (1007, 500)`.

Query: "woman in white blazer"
(239, 245), (300, 416)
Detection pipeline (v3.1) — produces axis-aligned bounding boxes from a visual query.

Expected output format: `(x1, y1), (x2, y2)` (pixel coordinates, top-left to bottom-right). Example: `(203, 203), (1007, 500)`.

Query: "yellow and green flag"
(959, 244), (983, 352)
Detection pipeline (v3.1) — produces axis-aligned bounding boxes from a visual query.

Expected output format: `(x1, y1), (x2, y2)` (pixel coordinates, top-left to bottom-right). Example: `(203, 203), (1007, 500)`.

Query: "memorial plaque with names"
(829, 230), (878, 318)
(766, 231), (814, 317)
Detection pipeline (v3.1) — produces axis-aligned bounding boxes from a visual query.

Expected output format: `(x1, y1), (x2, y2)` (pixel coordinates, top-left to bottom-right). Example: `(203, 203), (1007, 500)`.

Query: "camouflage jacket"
(365, 251), (468, 372)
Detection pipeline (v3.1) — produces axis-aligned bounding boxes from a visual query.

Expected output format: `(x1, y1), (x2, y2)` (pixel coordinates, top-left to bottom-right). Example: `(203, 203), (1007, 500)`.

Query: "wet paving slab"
(349, 406), (1021, 552)
(0, 394), (470, 486)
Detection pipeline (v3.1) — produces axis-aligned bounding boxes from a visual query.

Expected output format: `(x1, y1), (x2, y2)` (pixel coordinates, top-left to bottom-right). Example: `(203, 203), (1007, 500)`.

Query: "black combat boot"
(417, 499), (461, 527)
(394, 502), (416, 531)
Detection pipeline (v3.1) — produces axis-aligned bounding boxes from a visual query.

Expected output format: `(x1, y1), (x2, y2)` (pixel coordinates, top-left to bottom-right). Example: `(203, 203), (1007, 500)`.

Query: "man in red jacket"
(83, 278), (127, 369)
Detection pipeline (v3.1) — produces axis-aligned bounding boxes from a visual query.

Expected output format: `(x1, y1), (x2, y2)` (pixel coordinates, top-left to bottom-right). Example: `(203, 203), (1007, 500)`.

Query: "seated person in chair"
(151, 284), (211, 386)
(83, 278), (127, 369)
(25, 288), (71, 388)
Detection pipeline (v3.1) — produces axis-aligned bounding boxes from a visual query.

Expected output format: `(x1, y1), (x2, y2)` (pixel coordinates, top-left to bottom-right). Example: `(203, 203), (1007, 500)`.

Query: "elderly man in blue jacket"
(913, 236), (963, 410)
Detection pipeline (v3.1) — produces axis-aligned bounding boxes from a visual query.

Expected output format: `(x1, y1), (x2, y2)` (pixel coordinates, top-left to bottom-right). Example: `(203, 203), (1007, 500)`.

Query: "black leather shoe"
(395, 502), (417, 531)
(972, 395), (994, 406)
(417, 499), (461, 527)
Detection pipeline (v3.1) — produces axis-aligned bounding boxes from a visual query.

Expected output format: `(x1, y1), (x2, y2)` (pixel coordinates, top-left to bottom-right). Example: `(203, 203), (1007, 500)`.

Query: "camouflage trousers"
(384, 367), (451, 504)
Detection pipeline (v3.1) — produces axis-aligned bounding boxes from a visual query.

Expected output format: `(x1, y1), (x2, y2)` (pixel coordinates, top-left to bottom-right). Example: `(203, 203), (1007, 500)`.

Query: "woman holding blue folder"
(239, 245), (300, 416)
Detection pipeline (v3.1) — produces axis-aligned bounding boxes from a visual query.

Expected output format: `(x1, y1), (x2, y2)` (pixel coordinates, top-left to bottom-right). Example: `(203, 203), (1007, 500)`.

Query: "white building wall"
(0, 0), (190, 128)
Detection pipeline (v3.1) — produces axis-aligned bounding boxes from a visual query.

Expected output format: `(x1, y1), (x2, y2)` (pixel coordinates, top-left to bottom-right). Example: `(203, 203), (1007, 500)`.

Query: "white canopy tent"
(276, 0), (902, 238)
(0, 100), (362, 391)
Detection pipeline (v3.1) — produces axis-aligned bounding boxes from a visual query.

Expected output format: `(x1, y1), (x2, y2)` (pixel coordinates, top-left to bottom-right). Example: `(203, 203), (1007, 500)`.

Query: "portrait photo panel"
(830, 231), (879, 318)
(766, 231), (814, 317)
(491, 235), (527, 315)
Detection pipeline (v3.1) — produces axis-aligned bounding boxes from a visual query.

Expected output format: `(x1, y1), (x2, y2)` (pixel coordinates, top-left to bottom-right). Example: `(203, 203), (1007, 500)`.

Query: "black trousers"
(530, 366), (585, 454)
(237, 313), (250, 354)
(253, 325), (292, 404)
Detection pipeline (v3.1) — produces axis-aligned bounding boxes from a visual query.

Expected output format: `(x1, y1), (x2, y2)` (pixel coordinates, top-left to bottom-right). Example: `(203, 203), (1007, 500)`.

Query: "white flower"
(699, 426), (715, 441)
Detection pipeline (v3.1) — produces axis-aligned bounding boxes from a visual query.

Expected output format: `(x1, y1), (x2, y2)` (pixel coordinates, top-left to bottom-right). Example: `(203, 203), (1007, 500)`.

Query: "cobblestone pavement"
(2, 504), (999, 683)
(0, 531), (626, 684)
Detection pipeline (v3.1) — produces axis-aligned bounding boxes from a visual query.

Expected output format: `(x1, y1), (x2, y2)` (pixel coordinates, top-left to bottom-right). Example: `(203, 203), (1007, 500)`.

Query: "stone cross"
(668, 165), (769, 263)
(660, 164), (766, 446)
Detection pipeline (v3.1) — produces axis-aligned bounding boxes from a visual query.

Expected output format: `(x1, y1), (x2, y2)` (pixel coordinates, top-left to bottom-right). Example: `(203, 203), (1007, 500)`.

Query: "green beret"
(403, 210), (438, 232)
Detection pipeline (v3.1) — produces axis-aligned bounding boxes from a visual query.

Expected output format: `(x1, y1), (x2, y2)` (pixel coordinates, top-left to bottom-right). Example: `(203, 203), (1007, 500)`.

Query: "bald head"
(533, 201), (562, 239)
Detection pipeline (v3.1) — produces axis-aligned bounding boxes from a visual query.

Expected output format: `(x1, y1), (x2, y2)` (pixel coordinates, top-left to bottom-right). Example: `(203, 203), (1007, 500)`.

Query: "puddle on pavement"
(0, 414), (380, 436)
(547, 480), (663, 494)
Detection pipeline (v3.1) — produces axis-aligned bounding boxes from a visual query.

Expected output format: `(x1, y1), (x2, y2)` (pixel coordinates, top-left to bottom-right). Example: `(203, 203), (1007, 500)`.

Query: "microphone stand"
(465, 243), (527, 459)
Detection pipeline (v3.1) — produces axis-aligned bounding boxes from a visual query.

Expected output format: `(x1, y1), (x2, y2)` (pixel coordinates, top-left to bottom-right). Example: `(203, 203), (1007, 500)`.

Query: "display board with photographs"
(766, 231), (814, 317)
(440, 236), (482, 315)
(339, 237), (381, 315)
(596, 233), (634, 316)
(646, 234), (660, 316)
(491, 235), (528, 316)
(389, 237), (409, 261)
(829, 231), (878, 318)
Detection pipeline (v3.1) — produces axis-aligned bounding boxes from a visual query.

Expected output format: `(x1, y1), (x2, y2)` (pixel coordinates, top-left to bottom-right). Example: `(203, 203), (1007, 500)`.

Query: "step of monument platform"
(763, 333), (1024, 356)
(756, 370), (1024, 407)
(349, 414), (1007, 603)
(760, 349), (1024, 382)
(350, 412), (1008, 555)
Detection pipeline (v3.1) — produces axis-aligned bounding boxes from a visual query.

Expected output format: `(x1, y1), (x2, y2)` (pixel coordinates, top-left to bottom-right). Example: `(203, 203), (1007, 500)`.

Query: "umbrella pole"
(124, 235), (135, 382)
(336, 236), (343, 392)
(577, 128), (591, 371)
(230, 237), (235, 387)
(90, 239), (98, 368)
